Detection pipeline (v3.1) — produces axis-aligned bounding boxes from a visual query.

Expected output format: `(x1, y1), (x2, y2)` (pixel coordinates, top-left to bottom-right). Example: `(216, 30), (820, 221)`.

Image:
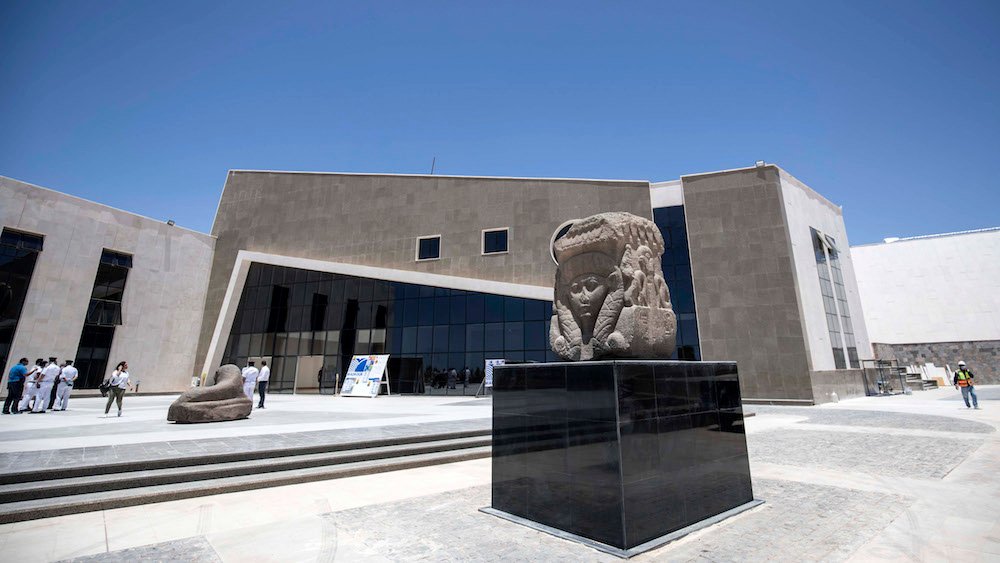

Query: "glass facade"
(652, 206), (701, 360)
(73, 249), (132, 388)
(0, 229), (43, 371)
(812, 229), (859, 369)
(221, 263), (558, 395)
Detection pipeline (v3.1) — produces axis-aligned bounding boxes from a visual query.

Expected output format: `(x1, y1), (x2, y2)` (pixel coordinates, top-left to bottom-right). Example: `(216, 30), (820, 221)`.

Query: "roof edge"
(227, 169), (651, 185)
(1, 175), (216, 240)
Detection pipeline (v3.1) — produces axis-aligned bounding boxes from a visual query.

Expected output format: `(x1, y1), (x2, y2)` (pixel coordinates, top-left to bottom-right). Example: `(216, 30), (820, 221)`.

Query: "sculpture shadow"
(167, 364), (252, 423)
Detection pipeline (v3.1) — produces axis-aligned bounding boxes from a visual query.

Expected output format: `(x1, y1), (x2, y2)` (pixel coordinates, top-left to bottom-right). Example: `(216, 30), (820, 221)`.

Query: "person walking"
(241, 361), (259, 401)
(953, 361), (980, 409)
(257, 361), (270, 409)
(32, 357), (60, 413)
(18, 359), (44, 413)
(104, 361), (132, 417)
(3, 358), (29, 414)
(54, 360), (78, 411)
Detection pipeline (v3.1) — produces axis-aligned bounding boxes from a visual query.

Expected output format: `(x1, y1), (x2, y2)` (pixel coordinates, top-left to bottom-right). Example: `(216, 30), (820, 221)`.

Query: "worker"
(32, 357), (61, 413)
(953, 361), (980, 409)
(54, 359), (79, 411)
(241, 361), (259, 400)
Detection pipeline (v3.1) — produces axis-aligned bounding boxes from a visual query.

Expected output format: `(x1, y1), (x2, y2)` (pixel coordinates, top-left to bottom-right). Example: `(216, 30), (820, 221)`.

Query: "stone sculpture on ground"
(167, 364), (251, 423)
(550, 212), (677, 361)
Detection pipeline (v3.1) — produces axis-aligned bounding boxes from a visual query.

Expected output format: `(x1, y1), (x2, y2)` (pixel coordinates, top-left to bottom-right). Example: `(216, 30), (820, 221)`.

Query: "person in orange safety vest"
(953, 361), (980, 409)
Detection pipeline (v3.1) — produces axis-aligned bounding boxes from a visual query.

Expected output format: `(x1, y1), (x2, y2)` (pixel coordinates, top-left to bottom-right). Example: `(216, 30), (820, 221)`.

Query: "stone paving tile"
(307, 478), (910, 562)
(748, 429), (984, 479)
(747, 406), (995, 434)
(655, 478), (910, 562)
(57, 536), (222, 563)
(937, 387), (1000, 401)
(0, 419), (490, 475)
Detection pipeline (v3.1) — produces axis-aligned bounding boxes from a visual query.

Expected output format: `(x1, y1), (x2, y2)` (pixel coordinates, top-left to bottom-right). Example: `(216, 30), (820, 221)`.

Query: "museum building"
(1, 164), (873, 403)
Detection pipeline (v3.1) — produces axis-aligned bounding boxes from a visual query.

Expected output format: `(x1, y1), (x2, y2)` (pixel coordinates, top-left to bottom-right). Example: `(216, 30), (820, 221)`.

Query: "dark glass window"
(0, 229), (44, 252)
(72, 249), (132, 387)
(417, 236), (440, 260)
(100, 251), (132, 268)
(812, 228), (858, 369)
(219, 262), (554, 396)
(73, 325), (115, 389)
(483, 229), (508, 254)
(652, 206), (700, 360)
(0, 228), (43, 370)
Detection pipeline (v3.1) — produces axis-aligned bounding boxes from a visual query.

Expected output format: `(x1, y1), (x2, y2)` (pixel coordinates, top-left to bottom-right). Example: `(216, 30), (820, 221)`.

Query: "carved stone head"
(550, 212), (677, 360)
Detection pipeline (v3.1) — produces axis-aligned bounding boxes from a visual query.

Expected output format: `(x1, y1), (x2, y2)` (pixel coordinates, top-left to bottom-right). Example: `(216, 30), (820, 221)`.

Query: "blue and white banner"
(484, 359), (505, 388)
(341, 355), (390, 398)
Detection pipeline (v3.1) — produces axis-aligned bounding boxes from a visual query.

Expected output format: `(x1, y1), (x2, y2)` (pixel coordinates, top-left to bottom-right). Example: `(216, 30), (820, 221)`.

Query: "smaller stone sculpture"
(167, 364), (252, 423)
(550, 212), (677, 360)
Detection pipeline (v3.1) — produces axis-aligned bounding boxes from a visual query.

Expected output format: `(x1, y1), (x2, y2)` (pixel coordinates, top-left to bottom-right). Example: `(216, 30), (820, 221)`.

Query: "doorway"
(295, 355), (325, 394)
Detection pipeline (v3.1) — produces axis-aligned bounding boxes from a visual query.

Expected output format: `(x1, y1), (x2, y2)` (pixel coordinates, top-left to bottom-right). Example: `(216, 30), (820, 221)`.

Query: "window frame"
(415, 235), (442, 262)
(481, 227), (510, 256)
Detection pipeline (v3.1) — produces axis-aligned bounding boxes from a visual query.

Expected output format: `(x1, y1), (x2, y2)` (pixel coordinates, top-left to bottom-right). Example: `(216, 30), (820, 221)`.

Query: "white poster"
(341, 355), (390, 398)
(484, 358), (505, 388)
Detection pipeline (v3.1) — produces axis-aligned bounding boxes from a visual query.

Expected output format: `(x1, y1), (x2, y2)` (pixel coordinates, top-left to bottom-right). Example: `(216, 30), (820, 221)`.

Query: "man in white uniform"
(241, 361), (259, 401)
(18, 359), (43, 413)
(55, 360), (79, 411)
(257, 361), (270, 409)
(32, 357), (61, 413)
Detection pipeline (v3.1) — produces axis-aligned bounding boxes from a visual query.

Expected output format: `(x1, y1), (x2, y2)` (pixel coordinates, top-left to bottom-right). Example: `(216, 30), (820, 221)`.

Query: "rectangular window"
(652, 206), (700, 360)
(482, 228), (509, 255)
(416, 236), (441, 261)
(811, 229), (859, 369)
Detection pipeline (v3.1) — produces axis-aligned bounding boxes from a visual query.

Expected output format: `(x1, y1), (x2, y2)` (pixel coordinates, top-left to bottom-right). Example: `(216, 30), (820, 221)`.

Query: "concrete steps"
(0, 430), (492, 524)
(905, 374), (939, 391)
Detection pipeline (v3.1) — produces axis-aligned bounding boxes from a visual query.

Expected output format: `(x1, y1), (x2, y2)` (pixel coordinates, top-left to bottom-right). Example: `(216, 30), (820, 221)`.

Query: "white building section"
(852, 227), (1000, 344)
(1, 176), (216, 392)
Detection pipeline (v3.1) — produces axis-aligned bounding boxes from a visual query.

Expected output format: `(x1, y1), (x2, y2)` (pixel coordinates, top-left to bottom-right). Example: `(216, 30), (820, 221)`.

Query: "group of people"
(3, 357), (78, 414)
(3, 358), (133, 417)
(240, 360), (270, 408)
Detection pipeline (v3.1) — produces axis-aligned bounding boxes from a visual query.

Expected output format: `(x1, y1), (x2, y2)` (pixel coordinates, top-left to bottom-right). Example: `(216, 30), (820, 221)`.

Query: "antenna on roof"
(430, 157), (436, 175)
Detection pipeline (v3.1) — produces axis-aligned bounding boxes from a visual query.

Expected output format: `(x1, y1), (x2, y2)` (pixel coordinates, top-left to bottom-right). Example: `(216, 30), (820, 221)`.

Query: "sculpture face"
(568, 273), (609, 338)
(550, 212), (677, 360)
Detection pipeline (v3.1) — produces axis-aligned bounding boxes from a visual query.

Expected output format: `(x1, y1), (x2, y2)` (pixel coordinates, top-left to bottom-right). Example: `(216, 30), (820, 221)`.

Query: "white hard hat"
(958, 360), (966, 366)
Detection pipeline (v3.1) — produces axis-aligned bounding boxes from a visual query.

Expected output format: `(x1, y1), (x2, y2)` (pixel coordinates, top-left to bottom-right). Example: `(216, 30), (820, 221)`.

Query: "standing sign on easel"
(340, 355), (390, 398)
(484, 359), (505, 388)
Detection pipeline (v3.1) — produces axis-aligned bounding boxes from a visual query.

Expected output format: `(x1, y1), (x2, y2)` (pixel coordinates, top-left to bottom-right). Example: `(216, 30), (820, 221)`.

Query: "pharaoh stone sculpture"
(550, 212), (677, 360)
(167, 364), (252, 423)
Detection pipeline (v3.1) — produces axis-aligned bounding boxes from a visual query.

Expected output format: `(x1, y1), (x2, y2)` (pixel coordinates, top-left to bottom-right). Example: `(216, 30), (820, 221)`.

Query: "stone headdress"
(550, 212), (677, 361)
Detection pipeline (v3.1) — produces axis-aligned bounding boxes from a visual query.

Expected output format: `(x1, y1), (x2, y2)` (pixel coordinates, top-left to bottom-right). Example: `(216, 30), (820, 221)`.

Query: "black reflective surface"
(0, 229), (42, 371)
(652, 206), (700, 360)
(492, 360), (752, 550)
(222, 263), (556, 395)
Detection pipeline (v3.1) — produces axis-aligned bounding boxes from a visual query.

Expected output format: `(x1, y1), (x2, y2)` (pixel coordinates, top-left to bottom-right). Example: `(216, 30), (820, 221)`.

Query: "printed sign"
(341, 355), (390, 398)
(484, 358), (505, 388)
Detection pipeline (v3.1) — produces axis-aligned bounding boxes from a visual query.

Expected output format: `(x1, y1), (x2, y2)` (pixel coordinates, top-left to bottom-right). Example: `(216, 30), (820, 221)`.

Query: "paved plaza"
(0, 387), (997, 562)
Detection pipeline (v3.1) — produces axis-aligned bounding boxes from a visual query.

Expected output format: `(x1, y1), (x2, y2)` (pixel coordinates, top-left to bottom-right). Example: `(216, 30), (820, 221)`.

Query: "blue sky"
(1, 1), (997, 244)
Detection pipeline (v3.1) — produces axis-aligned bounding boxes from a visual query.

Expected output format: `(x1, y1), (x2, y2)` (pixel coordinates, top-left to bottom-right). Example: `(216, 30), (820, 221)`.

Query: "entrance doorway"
(295, 355), (324, 394)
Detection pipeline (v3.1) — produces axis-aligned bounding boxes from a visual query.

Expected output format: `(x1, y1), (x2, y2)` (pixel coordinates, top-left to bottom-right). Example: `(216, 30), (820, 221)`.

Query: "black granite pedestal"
(486, 361), (757, 557)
